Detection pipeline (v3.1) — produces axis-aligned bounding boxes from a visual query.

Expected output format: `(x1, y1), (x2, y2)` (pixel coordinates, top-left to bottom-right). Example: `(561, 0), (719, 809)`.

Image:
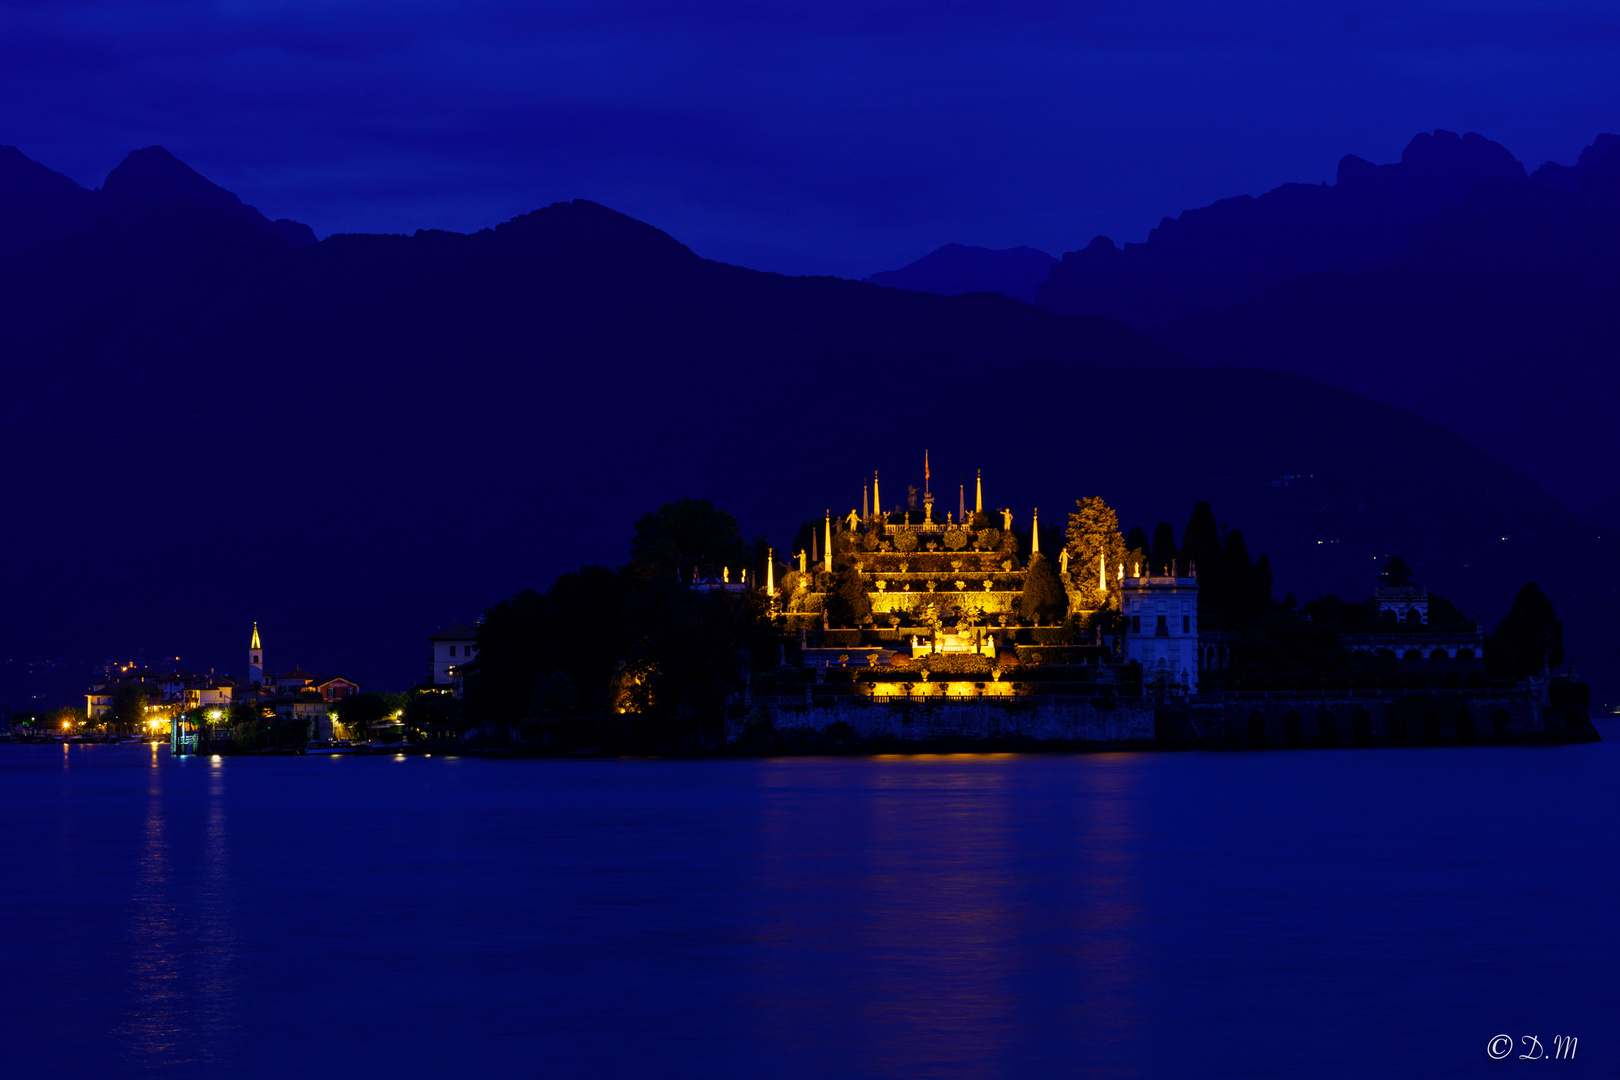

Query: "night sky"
(3, 1), (1618, 276)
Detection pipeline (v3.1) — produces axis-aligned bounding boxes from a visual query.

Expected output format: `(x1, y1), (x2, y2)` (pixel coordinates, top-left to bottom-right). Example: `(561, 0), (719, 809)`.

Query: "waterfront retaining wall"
(735, 696), (1156, 746)
(731, 685), (1594, 749)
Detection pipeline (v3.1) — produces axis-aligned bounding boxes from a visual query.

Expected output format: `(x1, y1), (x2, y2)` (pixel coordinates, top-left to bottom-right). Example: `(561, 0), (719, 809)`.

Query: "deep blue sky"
(3, 1), (1619, 277)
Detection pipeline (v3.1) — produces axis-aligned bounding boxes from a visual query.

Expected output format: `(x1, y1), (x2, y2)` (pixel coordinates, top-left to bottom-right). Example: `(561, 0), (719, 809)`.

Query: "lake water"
(3, 731), (1617, 1078)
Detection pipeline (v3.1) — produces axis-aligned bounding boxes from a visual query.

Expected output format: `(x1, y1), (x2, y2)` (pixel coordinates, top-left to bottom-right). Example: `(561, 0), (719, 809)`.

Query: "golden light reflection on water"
(118, 750), (185, 1066)
(1066, 756), (1147, 1055)
(116, 752), (242, 1069)
(751, 754), (1145, 1075)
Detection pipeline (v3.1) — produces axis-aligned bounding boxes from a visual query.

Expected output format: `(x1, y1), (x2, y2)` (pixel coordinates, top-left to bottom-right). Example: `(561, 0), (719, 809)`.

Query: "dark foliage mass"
(1020, 552), (1068, 623)
(0, 141), (1608, 706)
(629, 499), (748, 582)
(1486, 583), (1565, 680)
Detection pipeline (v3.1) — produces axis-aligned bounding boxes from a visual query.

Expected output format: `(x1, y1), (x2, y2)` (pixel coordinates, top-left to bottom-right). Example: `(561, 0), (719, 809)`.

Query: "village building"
(429, 623), (479, 690)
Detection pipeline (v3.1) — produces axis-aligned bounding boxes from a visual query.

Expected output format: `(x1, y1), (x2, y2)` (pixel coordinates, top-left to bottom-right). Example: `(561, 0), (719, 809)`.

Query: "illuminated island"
(731, 459), (1594, 751)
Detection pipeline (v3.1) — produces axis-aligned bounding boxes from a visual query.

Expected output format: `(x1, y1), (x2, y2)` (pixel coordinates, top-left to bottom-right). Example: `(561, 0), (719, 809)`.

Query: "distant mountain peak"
(0, 145), (96, 255)
(102, 146), (237, 208)
(1039, 128), (1530, 330)
(1529, 133), (1620, 207)
(866, 243), (1057, 303)
(99, 145), (316, 247)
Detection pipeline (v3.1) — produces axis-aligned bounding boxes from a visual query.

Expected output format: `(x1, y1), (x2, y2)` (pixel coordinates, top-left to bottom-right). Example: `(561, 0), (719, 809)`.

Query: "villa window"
(1183, 615), (1190, 633)
(1131, 616), (1141, 633)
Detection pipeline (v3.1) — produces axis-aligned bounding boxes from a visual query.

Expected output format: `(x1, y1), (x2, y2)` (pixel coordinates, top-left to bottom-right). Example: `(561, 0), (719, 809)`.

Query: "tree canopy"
(1486, 582), (1564, 679)
(1150, 521), (1178, 573)
(106, 682), (150, 732)
(629, 498), (748, 581)
(826, 564), (872, 628)
(1065, 497), (1126, 606)
(1379, 555), (1416, 588)
(1021, 551), (1069, 623)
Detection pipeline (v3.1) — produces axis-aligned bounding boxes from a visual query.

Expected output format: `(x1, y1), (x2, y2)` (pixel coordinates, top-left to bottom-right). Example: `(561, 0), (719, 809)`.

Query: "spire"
(1099, 552), (1107, 592)
(924, 450), (931, 499)
(1031, 508), (1039, 554)
(824, 510), (833, 574)
(250, 622), (261, 650)
(873, 470), (880, 519)
(767, 548), (775, 595)
(958, 482), (965, 523)
(975, 469), (983, 515)
(863, 483), (869, 520)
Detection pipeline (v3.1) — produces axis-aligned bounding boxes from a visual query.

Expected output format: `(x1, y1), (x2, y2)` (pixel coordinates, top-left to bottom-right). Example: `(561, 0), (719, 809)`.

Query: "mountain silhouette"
(1037, 130), (1526, 332)
(100, 146), (316, 247)
(867, 243), (1057, 303)
(0, 146), (95, 255)
(1156, 134), (1620, 518)
(0, 146), (1609, 709)
(0, 143), (315, 258)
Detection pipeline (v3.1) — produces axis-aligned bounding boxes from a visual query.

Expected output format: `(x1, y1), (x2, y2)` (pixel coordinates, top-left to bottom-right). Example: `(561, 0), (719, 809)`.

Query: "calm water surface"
(3, 730), (1617, 1078)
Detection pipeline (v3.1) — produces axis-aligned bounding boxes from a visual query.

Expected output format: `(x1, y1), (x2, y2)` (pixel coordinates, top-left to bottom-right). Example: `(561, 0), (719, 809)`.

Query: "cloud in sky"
(2, 1), (1618, 275)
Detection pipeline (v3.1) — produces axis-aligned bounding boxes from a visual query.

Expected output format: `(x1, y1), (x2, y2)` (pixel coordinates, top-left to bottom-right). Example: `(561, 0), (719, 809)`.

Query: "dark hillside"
(0, 149), (1608, 709)
(867, 243), (1057, 303)
(1037, 130), (1524, 331)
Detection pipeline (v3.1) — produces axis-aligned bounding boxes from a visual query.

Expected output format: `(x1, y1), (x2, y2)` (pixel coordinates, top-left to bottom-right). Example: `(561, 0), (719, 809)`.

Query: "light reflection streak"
(1064, 756), (1146, 1057)
(748, 754), (1148, 1076)
(116, 750), (243, 1069)
(118, 745), (186, 1067)
(193, 759), (243, 1056)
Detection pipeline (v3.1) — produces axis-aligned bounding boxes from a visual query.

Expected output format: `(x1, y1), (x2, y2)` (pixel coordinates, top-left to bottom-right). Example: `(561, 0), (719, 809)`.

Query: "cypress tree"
(1021, 552), (1069, 624)
(826, 564), (872, 628)
(1252, 553), (1275, 618)
(1486, 583), (1564, 679)
(1124, 525), (1151, 573)
(1221, 528), (1253, 626)
(1151, 521), (1178, 574)
(1180, 500), (1221, 579)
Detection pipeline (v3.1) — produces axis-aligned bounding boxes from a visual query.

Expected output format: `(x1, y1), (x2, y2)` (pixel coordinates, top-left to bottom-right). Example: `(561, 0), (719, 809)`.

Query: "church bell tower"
(249, 623), (263, 686)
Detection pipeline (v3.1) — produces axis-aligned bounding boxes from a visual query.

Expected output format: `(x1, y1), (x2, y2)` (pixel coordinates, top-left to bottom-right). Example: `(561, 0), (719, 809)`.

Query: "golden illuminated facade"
(774, 460), (1040, 636)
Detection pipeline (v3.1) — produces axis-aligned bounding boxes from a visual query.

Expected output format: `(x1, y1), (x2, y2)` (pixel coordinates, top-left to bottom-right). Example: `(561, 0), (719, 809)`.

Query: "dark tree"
(1179, 500), (1221, 578)
(105, 682), (149, 733)
(463, 564), (632, 725)
(1021, 552), (1069, 623)
(1221, 528), (1253, 607)
(1379, 555), (1416, 588)
(1253, 553), (1275, 610)
(1124, 524), (1150, 574)
(619, 578), (769, 726)
(629, 499), (747, 581)
(462, 588), (549, 724)
(1150, 521), (1178, 574)
(540, 565), (631, 705)
(1486, 583), (1565, 679)
(333, 691), (405, 740)
(403, 689), (462, 737)
(825, 564), (873, 627)
(529, 671), (582, 717)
